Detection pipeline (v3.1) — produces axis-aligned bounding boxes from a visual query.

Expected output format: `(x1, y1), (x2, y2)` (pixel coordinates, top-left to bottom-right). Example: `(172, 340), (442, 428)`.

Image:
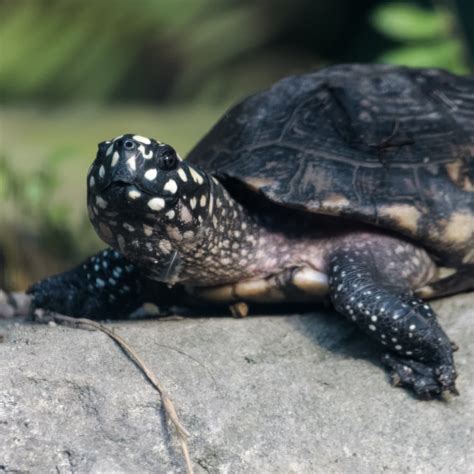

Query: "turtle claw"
(382, 353), (458, 400)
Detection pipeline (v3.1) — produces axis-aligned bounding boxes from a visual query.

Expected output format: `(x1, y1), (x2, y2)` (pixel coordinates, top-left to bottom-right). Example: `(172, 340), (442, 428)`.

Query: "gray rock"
(0, 293), (473, 473)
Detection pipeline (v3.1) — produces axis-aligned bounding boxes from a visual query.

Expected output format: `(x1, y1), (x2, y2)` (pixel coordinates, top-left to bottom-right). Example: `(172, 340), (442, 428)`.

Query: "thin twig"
(47, 313), (193, 474)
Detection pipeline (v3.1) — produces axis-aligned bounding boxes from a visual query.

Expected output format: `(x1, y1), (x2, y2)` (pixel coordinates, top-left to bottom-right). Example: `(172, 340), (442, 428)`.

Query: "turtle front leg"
(28, 248), (185, 319)
(327, 240), (457, 399)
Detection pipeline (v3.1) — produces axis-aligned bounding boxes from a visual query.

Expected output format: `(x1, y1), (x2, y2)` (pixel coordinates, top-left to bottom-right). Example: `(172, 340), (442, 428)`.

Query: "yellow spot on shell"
(442, 212), (474, 245)
(321, 194), (350, 213)
(446, 160), (474, 192)
(378, 204), (422, 234)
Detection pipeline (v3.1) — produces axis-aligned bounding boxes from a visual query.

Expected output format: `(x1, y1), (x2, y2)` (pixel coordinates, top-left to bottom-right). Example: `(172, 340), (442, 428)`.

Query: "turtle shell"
(187, 64), (474, 266)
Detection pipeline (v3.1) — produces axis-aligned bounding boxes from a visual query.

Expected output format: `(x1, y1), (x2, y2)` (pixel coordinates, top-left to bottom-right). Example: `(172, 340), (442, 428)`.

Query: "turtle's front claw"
(382, 353), (458, 400)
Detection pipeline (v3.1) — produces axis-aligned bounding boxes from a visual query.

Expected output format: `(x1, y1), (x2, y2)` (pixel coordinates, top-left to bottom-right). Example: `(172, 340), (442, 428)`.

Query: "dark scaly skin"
(29, 249), (186, 318)
(328, 242), (456, 398)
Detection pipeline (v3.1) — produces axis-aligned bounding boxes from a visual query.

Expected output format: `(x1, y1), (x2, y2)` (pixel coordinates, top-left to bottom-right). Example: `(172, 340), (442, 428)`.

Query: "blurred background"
(0, 0), (472, 291)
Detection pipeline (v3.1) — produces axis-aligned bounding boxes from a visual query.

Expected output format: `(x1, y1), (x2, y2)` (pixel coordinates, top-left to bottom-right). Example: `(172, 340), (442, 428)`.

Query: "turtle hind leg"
(327, 237), (457, 399)
(28, 248), (185, 319)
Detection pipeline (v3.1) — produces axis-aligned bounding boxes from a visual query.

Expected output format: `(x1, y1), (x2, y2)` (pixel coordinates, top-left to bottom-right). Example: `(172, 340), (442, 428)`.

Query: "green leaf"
(370, 3), (450, 41)
(377, 39), (468, 74)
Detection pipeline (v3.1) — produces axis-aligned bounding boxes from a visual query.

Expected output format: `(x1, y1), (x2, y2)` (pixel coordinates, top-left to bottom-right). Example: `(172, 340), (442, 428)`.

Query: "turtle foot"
(382, 353), (458, 400)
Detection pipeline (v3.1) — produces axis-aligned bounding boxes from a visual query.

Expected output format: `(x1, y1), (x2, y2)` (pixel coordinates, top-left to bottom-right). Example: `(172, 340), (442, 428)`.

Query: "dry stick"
(49, 313), (193, 474)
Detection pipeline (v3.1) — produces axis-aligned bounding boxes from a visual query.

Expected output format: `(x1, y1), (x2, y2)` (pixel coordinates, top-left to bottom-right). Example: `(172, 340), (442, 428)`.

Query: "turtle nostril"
(124, 140), (135, 150)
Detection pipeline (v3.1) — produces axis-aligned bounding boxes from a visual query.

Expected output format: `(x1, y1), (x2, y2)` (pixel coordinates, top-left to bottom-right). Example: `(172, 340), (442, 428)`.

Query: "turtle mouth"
(94, 179), (156, 197)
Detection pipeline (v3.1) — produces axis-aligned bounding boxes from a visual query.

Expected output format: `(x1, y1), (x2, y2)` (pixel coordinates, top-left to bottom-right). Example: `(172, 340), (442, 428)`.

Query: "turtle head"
(87, 134), (213, 282)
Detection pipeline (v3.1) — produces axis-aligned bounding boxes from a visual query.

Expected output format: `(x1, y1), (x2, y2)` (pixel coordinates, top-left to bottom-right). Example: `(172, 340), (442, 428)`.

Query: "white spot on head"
(369, 324), (376, 331)
(183, 230), (194, 239)
(371, 315), (377, 322)
(96, 196), (108, 209)
(190, 167), (204, 184)
(133, 135), (151, 144)
(96, 278), (105, 288)
(147, 197), (165, 211)
(190, 197), (197, 209)
(395, 345), (402, 350)
(138, 144), (153, 159)
(145, 168), (157, 180)
(89, 175), (95, 187)
(409, 324), (416, 330)
(106, 144), (114, 156)
(200, 195), (207, 207)
(127, 155), (136, 171)
(123, 222), (135, 232)
(166, 210), (175, 219)
(164, 179), (178, 194)
(177, 168), (188, 182)
(99, 165), (105, 178)
(111, 151), (120, 167)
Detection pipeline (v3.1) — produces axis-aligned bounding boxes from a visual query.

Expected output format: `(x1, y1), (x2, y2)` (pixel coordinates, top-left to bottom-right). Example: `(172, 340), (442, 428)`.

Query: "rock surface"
(1, 293), (473, 473)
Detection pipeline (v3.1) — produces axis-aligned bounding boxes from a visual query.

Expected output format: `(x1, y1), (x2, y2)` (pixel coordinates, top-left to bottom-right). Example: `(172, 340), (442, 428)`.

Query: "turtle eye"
(158, 146), (178, 170)
(124, 139), (135, 150)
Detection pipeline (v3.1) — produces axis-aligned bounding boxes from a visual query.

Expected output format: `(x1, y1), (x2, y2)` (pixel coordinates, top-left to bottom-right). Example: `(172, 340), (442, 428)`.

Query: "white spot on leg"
(200, 195), (207, 207)
(164, 179), (178, 194)
(89, 175), (95, 187)
(145, 169), (157, 180)
(99, 165), (105, 178)
(369, 324), (376, 331)
(147, 198), (165, 211)
(190, 197), (197, 209)
(128, 188), (141, 200)
(143, 224), (153, 236)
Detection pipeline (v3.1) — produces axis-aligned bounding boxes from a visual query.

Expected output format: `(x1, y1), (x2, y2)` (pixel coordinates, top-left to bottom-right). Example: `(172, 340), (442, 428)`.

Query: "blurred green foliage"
(0, 149), (100, 289)
(371, 2), (469, 73)
(0, 0), (295, 103)
(1, 0), (469, 104)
